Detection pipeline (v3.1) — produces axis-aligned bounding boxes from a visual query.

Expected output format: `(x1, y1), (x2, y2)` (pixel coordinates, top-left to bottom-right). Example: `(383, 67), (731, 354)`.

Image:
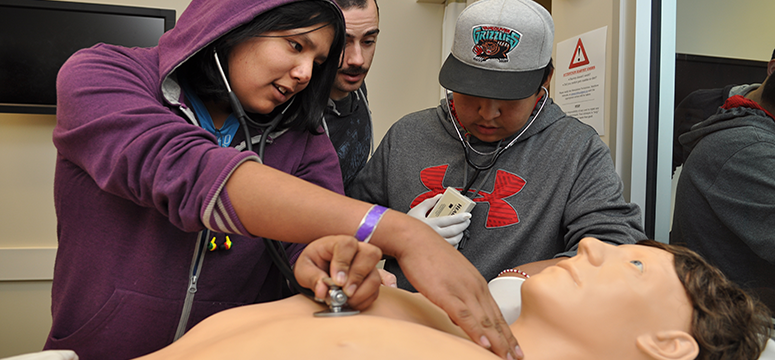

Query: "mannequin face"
(519, 238), (694, 354)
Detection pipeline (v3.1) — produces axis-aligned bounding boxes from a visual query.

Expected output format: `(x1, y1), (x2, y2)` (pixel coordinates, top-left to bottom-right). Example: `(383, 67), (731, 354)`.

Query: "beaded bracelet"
(354, 205), (388, 243)
(498, 268), (530, 278)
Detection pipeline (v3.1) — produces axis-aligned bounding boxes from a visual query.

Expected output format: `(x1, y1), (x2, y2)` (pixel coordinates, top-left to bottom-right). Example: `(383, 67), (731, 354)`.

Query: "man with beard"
(325, 0), (379, 194)
(671, 63), (775, 313)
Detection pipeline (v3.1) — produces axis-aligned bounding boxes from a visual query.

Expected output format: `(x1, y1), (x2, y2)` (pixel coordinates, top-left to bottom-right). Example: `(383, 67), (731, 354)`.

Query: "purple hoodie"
(45, 1), (343, 359)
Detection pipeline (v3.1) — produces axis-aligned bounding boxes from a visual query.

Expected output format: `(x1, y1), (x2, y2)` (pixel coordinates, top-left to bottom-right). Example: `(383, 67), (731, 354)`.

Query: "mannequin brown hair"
(639, 240), (772, 360)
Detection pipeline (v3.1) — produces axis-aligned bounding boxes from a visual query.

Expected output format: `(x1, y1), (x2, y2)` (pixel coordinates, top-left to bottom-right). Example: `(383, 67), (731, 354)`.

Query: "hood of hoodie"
(157, 0), (336, 89)
(679, 95), (775, 154)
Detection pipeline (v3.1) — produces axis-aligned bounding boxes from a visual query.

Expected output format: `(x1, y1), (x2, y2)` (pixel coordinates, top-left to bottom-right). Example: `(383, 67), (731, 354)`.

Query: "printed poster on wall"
(554, 26), (607, 135)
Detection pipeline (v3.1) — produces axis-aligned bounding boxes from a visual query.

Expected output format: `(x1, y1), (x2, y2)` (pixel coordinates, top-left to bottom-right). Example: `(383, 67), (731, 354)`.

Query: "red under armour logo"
(411, 165), (526, 228)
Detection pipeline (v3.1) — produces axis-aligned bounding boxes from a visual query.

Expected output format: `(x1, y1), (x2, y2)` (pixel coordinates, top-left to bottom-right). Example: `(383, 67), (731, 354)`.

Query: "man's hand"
(378, 268), (397, 288)
(407, 194), (472, 248)
(395, 237), (523, 359)
(365, 210), (522, 359)
(294, 235), (382, 310)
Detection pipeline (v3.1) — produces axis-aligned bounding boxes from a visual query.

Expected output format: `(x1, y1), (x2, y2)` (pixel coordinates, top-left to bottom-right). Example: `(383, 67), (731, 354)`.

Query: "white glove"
(407, 194), (472, 248)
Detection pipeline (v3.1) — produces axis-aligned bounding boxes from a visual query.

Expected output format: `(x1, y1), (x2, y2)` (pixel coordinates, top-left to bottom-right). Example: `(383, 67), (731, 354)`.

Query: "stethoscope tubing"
(445, 87), (548, 194)
(213, 49), (313, 298)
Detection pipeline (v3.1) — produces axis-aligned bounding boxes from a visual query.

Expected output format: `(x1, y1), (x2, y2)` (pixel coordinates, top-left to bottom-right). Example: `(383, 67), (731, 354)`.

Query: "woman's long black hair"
(180, 0), (345, 133)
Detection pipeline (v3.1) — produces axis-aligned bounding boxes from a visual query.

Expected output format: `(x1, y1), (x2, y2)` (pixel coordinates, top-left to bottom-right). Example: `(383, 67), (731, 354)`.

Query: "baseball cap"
(439, 0), (554, 100)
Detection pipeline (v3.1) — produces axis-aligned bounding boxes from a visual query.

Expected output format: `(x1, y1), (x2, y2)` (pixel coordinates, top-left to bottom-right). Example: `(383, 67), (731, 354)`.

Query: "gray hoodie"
(350, 96), (645, 291)
(671, 95), (775, 308)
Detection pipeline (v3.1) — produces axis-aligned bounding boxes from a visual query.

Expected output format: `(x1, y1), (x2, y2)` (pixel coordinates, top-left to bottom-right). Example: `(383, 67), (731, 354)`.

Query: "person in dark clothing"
(671, 63), (775, 313)
(325, 0), (379, 194)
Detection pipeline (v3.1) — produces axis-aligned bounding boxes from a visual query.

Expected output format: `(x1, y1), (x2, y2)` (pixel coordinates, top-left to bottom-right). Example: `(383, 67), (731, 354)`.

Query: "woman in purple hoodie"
(46, 1), (519, 359)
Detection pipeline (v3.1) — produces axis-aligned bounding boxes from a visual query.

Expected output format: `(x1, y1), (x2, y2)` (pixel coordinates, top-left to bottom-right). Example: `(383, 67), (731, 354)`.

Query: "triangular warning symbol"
(569, 38), (590, 69)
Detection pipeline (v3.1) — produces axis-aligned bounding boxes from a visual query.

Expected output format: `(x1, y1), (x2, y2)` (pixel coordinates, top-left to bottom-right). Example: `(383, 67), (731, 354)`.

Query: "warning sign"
(569, 38), (590, 69)
(553, 26), (607, 135)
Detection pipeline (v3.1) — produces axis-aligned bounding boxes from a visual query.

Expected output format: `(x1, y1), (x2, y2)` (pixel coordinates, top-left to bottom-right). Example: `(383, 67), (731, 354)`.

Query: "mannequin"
(513, 238), (696, 360)
(135, 238), (772, 360)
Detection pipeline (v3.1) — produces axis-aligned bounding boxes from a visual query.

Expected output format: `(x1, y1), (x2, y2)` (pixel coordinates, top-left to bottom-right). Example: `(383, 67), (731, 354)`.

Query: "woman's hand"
(294, 235), (383, 310)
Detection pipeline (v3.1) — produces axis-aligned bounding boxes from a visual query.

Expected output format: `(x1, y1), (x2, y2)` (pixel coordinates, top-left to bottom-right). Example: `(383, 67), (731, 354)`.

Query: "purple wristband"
(354, 205), (388, 243)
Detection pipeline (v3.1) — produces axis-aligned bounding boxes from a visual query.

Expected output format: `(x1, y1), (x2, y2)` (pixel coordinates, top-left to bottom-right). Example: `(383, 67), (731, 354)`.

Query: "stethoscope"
(212, 48), (313, 298)
(444, 87), (548, 196)
(213, 49), (292, 159)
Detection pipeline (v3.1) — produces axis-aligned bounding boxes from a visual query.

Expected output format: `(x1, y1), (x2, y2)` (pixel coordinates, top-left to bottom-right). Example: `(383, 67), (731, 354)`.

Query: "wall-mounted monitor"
(0, 0), (175, 114)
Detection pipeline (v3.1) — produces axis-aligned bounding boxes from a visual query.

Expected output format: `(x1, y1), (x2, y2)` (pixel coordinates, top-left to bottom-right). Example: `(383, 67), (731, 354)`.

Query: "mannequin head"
(513, 238), (772, 360)
(658, 239), (772, 360)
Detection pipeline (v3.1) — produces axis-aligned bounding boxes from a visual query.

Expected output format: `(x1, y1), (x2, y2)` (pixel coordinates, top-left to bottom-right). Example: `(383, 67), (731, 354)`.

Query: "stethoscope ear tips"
(208, 235), (233, 251)
(221, 236), (232, 250)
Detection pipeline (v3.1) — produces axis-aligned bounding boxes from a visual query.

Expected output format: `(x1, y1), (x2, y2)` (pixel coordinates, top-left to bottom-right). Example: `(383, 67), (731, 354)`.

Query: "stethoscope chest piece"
(313, 278), (360, 317)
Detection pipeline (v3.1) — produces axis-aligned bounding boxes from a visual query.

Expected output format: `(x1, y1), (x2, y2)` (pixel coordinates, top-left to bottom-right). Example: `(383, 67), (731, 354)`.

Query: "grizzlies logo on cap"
(439, 0), (554, 100)
(471, 25), (521, 62)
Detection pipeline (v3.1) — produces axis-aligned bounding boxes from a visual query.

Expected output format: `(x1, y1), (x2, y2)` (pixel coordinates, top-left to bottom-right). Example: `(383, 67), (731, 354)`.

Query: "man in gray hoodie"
(349, 0), (645, 291)
(671, 65), (775, 312)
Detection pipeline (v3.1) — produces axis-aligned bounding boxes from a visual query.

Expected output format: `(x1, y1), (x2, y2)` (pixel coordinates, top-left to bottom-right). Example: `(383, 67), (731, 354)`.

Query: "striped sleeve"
(202, 154), (260, 235)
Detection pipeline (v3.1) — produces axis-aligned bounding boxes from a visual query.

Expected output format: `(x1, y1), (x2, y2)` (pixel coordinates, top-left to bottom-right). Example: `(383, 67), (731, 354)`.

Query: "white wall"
(366, 1), (446, 144)
(0, 114), (58, 357)
(676, 0), (775, 61)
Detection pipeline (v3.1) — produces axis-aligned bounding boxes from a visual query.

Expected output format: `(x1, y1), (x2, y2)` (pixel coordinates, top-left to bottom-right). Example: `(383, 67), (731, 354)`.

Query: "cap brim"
(439, 54), (545, 100)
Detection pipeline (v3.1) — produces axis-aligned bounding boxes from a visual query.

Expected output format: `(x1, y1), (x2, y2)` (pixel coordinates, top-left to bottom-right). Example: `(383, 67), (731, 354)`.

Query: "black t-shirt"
(325, 83), (372, 194)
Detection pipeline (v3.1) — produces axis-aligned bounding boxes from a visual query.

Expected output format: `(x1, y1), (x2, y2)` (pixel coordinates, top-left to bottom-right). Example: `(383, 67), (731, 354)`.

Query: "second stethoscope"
(444, 87), (548, 196)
